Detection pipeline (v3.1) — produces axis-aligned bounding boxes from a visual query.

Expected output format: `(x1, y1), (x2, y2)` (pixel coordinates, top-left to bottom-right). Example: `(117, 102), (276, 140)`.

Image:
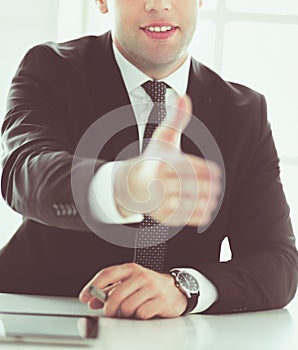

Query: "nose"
(145, 0), (172, 12)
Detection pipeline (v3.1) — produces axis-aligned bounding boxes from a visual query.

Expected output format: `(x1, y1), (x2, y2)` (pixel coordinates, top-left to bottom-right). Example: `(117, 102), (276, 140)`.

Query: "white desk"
(0, 293), (297, 350)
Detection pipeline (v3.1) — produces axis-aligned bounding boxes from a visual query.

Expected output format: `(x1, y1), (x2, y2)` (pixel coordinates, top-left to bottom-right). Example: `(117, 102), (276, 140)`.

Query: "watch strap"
(182, 292), (199, 315)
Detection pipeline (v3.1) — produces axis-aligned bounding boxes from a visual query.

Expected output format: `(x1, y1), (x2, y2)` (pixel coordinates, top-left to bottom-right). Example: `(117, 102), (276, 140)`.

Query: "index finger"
(79, 263), (133, 302)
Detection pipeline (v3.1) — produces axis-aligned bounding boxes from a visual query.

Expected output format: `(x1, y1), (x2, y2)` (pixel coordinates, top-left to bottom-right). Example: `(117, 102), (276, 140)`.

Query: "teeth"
(147, 26), (173, 33)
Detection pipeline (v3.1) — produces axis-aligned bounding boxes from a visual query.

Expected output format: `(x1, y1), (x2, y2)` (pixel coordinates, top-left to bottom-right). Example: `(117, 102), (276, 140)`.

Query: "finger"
(187, 200), (217, 227)
(149, 95), (192, 147)
(120, 288), (156, 318)
(162, 156), (212, 182)
(86, 283), (119, 309)
(163, 191), (220, 226)
(80, 283), (110, 303)
(164, 178), (220, 209)
(88, 297), (104, 310)
(79, 263), (134, 302)
(103, 274), (147, 318)
(182, 155), (221, 179)
(135, 298), (160, 320)
(164, 177), (181, 195)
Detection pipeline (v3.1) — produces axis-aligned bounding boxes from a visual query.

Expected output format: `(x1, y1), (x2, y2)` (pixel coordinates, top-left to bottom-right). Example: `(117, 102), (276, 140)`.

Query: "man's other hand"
(79, 263), (187, 320)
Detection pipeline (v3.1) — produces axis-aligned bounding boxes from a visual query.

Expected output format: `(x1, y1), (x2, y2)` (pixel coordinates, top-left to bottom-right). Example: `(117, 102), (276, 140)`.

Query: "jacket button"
(66, 204), (72, 216)
(53, 204), (61, 216)
(59, 204), (67, 216)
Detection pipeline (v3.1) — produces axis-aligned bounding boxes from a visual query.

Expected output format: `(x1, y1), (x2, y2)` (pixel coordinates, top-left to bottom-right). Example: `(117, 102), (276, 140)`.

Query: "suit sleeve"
(1, 45), (104, 232)
(196, 94), (298, 314)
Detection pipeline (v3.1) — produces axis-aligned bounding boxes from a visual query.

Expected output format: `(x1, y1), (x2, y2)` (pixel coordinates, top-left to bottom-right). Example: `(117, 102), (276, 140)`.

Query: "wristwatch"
(170, 269), (200, 315)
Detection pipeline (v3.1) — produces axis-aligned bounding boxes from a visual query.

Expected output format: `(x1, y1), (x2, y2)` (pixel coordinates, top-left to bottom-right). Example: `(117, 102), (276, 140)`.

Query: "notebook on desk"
(0, 293), (100, 316)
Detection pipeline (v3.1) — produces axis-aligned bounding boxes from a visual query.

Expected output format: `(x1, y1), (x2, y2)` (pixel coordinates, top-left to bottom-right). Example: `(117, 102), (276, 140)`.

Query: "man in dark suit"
(1, 0), (297, 319)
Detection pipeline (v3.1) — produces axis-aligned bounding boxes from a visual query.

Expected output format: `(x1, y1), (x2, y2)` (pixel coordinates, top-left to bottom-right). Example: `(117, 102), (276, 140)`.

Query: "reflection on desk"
(0, 293), (297, 350)
(98, 309), (296, 350)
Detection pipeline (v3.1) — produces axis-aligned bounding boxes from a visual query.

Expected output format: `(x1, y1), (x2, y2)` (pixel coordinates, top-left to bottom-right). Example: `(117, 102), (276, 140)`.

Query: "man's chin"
(138, 51), (182, 68)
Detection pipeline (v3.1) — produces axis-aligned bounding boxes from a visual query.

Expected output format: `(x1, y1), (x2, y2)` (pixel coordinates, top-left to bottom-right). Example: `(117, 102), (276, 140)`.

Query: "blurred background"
(0, 0), (298, 260)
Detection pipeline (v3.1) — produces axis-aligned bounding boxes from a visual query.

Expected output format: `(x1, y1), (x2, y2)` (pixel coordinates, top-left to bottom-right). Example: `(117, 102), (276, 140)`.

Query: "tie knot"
(142, 80), (168, 103)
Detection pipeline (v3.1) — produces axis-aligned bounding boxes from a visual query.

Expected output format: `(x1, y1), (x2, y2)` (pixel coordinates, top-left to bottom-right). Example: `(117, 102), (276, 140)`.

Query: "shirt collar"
(112, 43), (191, 97)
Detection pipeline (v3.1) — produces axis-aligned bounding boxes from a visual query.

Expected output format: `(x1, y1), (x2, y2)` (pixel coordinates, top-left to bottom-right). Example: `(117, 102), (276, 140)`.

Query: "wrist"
(113, 159), (139, 217)
(165, 273), (188, 316)
(174, 282), (188, 316)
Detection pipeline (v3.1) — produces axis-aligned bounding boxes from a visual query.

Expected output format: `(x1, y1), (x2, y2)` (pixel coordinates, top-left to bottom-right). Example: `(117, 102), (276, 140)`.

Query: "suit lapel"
(182, 59), (223, 159)
(88, 32), (139, 160)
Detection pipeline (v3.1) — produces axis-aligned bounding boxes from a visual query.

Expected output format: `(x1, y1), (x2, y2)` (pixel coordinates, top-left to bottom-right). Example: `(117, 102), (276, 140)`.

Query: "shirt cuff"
(174, 267), (218, 313)
(88, 161), (144, 224)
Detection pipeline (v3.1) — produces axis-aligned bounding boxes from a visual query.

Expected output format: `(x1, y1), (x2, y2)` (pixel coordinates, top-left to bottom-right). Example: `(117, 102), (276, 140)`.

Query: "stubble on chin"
(130, 43), (186, 74)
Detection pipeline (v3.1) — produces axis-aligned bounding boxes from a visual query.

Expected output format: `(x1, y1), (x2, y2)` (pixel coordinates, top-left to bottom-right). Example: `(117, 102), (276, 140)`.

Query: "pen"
(88, 285), (107, 303)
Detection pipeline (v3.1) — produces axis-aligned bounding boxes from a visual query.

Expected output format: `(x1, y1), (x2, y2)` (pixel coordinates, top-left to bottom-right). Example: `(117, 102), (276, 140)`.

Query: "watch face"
(177, 272), (200, 293)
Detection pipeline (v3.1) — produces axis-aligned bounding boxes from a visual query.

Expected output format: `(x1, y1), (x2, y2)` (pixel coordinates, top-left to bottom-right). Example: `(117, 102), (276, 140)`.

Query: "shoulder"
(190, 59), (268, 143)
(19, 32), (112, 74)
(12, 32), (114, 97)
(191, 58), (264, 108)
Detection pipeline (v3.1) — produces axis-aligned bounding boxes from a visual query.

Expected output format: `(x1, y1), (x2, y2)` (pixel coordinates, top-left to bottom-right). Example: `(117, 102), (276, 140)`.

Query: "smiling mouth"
(143, 25), (177, 33)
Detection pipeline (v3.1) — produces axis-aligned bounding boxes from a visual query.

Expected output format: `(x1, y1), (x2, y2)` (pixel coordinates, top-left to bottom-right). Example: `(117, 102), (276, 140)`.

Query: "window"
(1, 1), (297, 252)
(193, 1), (298, 244)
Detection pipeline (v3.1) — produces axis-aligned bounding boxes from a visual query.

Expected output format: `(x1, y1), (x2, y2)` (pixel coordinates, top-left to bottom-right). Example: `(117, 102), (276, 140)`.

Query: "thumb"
(150, 95), (192, 148)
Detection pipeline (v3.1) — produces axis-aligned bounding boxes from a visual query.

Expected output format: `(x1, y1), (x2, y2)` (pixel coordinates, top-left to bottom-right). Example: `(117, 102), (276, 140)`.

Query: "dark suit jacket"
(1, 31), (297, 314)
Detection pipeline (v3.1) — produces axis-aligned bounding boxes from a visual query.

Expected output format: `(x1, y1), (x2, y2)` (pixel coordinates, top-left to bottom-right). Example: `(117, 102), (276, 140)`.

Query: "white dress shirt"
(88, 44), (218, 313)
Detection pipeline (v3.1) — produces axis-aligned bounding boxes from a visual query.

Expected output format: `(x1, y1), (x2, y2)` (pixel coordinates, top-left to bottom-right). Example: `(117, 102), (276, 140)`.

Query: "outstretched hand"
(114, 95), (221, 226)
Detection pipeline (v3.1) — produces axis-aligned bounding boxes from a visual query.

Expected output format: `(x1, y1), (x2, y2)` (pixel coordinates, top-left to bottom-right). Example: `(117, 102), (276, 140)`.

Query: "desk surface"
(0, 293), (297, 350)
